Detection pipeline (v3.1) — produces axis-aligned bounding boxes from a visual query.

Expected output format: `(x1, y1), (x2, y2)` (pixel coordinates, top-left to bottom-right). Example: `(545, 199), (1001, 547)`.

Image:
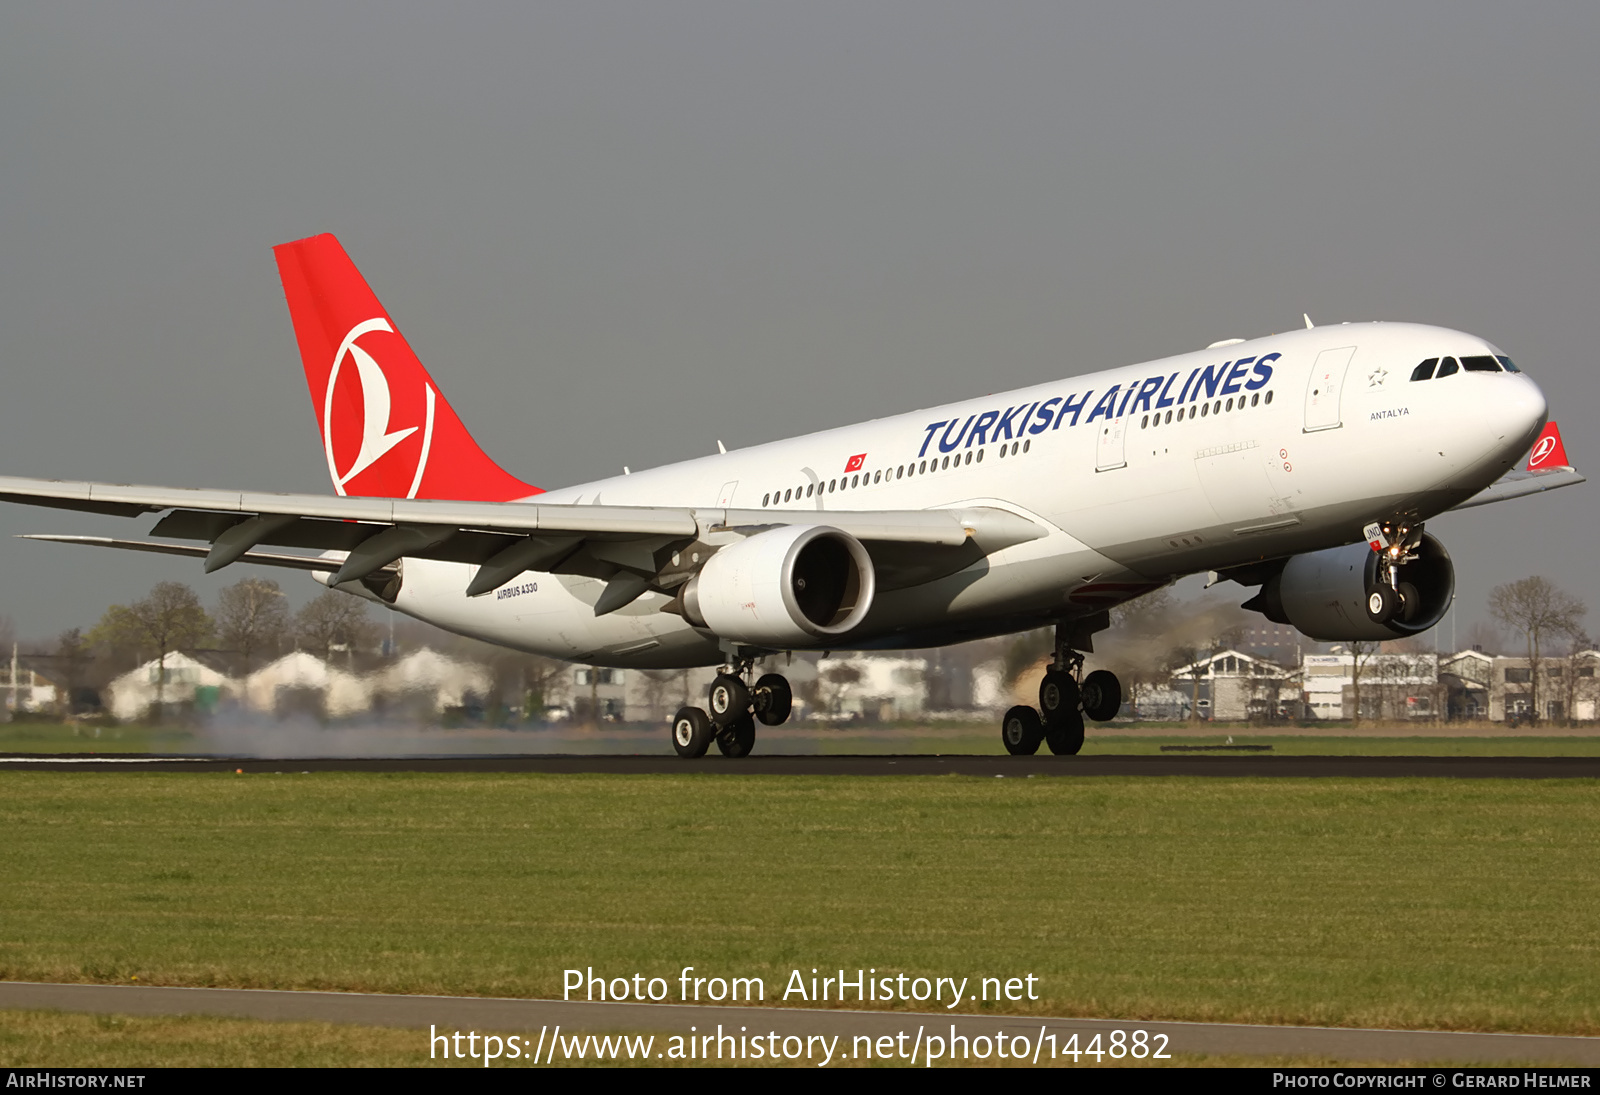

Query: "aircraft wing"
(0, 475), (1046, 610)
(1448, 421), (1585, 512)
(1447, 466), (1586, 511)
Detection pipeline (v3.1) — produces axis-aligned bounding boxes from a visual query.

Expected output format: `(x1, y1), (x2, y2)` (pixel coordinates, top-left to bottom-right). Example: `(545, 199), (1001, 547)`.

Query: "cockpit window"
(1461, 355), (1501, 373)
(1436, 357), (1459, 378)
(1410, 358), (1438, 382)
(1496, 355), (1521, 373)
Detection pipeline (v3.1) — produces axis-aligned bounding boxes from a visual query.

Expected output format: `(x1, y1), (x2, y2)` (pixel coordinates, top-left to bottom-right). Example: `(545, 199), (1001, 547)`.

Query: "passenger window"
(1141, 414), (1149, 428)
(965, 451), (973, 465)
(828, 479), (836, 492)
(1461, 355), (1500, 373)
(874, 470), (882, 483)
(1264, 390), (1274, 404)
(1201, 403), (1209, 417)
(1250, 393), (1259, 406)
(1410, 358), (1438, 382)
(1225, 398), (1233, 411)
(942, 456), (950, 470)
(762, 493), (770, 506)
(1023, 440), (1030, 453)
(1496, 355), (1521, 373)
(1436, 358), (1459, 378)
(784, 488), (792, 502)
(976, 449), (984, 462)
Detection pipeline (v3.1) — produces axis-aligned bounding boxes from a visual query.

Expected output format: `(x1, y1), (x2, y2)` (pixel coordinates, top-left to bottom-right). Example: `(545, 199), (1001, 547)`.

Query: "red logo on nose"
(844, 453), (866, 473)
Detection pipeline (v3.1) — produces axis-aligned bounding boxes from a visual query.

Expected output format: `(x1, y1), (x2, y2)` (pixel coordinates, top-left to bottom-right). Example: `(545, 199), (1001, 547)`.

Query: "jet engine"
(680, 524), (876, 647)
(1243, 533), (1454, 642)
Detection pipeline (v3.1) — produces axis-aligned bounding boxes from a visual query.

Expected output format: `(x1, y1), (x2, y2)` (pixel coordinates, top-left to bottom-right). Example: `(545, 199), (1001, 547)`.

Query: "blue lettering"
(1053, 391), (1093, 429)
(1193, 363), (1225, 401)
(1220, 356), (1254, 396)
(1245, 352), (1279, 390)
(1085, 386), (1122, 424)
(938, 415), (975, 453)
(1014, 401), (1040, 434)
(1155, 371), (1181, 409)
(968, 409), (999, 446)
(1117, 382), (1140, 417)
(993, 405), (1022, 440)
(1131, 376), (1164, 414)
(1177, 368), (1200, 404)
(918, 421), (947, 458)
(1030, 397), (1062, 434)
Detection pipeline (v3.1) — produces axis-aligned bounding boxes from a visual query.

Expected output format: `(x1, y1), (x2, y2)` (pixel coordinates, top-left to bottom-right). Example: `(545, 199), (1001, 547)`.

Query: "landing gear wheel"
(716, 713), (757, 757)
(708, 674), (750, 727)
(1043, 709), (1085, 755)
(752, 673), (793, 726)
(671, 706), (714, 758)
(1080, 669), (1122, 722)
(1039, 670), (1080, 725)
(1396, 581), (1420, 624)
(1001, 705), (1044, 755)
(1366, 585), (1399, 625)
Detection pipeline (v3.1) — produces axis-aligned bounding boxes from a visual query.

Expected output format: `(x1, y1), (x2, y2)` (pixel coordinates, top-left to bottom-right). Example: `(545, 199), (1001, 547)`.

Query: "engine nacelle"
(681, 524), (876, 647)
(1246, 533), (1454, 641)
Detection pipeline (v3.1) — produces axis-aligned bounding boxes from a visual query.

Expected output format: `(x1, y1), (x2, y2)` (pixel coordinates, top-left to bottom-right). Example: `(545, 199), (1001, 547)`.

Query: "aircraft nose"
(1493, 374), (1548, 456)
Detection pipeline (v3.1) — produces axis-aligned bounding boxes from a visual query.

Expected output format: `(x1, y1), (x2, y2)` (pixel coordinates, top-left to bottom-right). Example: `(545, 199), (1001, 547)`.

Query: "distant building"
(1, 664), (61, 715)
(104, 651), (238, 722)
(244, 651), (370, 719)
(1167, 649), (1295, 721)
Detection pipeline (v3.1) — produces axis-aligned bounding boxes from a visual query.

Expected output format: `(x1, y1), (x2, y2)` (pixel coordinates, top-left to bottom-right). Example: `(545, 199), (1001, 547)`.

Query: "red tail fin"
(1527, 421), (1572, 471)
(273, 233), (540, 502)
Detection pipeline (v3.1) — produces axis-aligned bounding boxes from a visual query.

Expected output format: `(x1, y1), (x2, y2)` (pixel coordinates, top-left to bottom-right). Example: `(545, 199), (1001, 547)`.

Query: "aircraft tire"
(1044, 709), (1085, 755)
(1039, 670), (1080, 726)
(716, 713), (757, 757)
(708, 674), (750, 727)
(1001, 705), (1044, 755)
(1366, 585), (1399, 624)
(1080, 669), (1122, 722)
(1397, 582), (1421, 624)
(753, 673), (793, 726)
(671, 706), (715, 758)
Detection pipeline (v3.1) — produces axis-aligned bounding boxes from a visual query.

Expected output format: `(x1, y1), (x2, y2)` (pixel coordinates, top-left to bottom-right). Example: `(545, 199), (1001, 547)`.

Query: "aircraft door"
(1095, 417), (1128, 471)
(1303, 346), (1355, 432)
(717, 481), (739, 506)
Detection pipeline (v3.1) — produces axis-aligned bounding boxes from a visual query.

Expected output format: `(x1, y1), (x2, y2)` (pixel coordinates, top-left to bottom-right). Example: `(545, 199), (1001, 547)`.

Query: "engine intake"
(682, 524), (876, 647)
(1244, 533), (1454, 642)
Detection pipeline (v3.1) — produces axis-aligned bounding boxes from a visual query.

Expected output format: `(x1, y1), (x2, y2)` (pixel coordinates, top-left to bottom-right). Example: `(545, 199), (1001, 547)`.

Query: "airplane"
(0, 234), (1582, 757)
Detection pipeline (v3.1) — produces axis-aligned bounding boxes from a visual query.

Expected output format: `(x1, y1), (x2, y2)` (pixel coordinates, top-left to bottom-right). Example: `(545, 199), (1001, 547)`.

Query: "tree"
(1489, 576), (1587, 725)
(295, 591), (376, 661)
(55, 628), (92, 715)
(88, 581), (214, 713)
(1347, 640), (1379, 726)
(216, 577), (290, 670)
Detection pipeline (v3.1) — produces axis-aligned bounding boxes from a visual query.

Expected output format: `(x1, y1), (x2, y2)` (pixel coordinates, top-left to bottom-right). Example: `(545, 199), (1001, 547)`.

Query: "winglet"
(1527, 421), (1572, 471)
(273, 233), (540, 502)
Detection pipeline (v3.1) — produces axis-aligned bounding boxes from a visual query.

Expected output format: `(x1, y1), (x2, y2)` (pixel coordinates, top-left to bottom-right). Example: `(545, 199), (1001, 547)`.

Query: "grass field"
(4, 719), (1599, 757)
(2, 772), (1597, 1041)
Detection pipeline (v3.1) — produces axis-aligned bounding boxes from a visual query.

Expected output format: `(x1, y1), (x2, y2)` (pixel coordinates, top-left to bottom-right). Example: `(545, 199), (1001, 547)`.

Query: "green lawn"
(1, 772), (1597, 1037)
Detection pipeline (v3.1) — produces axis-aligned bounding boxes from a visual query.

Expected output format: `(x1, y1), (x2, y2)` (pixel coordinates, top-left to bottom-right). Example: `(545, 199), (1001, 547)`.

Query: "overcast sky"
(0, 3), (1596, 645)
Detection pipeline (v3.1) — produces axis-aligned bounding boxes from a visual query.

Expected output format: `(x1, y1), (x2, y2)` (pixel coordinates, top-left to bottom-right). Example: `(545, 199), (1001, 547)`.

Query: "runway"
(2, 981), (1596, 1065)
(5, 753), (1600, 776)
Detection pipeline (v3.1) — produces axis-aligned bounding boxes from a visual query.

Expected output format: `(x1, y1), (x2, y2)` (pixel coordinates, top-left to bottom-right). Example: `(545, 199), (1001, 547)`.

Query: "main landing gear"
(1002, 627), (1122, 756)
(671, 657), (792, 759)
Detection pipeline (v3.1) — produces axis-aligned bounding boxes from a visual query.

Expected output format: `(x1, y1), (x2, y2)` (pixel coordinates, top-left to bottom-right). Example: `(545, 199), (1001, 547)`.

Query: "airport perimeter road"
(5, 754), (1600, 777)
(2, 982), (1597, 1065)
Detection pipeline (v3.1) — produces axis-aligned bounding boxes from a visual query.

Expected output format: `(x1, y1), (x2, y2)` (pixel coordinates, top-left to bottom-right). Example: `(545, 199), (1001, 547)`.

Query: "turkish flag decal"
(844, 453), (866, 473)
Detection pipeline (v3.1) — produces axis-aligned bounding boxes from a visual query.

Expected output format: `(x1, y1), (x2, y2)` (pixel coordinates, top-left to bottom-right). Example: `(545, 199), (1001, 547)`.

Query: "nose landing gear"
(999, 623), (1122, 756)
(669, 655), (793, 758)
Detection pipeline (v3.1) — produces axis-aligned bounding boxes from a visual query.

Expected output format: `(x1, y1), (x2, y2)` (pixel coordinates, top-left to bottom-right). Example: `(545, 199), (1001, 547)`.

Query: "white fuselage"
(385, 322), (1547, 667)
